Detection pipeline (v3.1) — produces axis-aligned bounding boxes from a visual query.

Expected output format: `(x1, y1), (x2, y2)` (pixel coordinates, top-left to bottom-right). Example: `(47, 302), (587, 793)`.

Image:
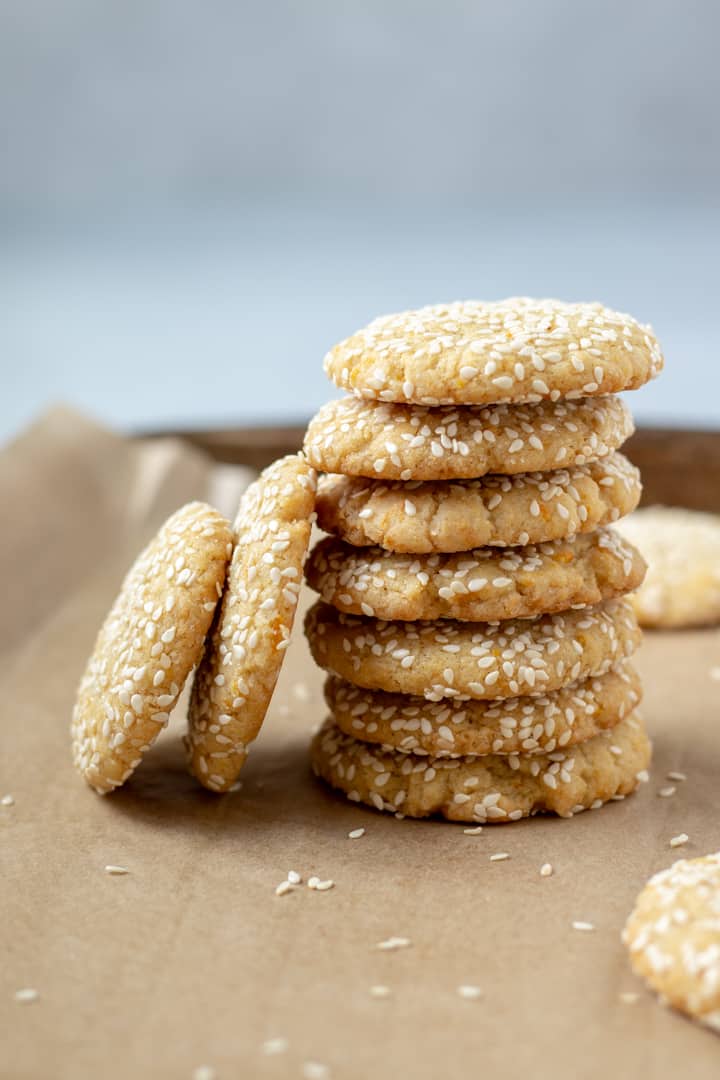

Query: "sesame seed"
(302, 1063), (330, 1080)
(287, 870), (302, 884)
(540, 863), (553, 877)
(375, 936), (411, 951)
(192, 1068), (216, 1080)
(619, 992), (639, 1005)
(1, 794), (14, 806)
(370, 985), (391, 998)
(667, 771), (686, 782)
(572, 921), (595, 931)
(670, 833), (689, 848)
(104, 865), (129, 875)
(275, 880), (295, 896)
(489, 853), (510, 862)
(348, 828), (365, 839)
(457, 985), (483, 1000)
(314, 879), (335, 892)
(14, 988), (39, 1004)
(262, 1037), (288, 1055)
(463, 826), (483, 835)
(657, 786), (676, 798)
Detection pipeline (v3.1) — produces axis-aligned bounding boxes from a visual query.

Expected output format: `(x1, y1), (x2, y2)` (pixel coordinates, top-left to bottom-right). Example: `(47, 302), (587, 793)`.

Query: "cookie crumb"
(457, 985), (483, 1000)
(376, 936), (411, 951)
(104, 865), (129, 875)
(262, 1037), (288, 1056)
(348, 828), (365, 839)
(370, 985), (391, 998)
(540, 863), (553, 877)
(657, 786), (676, 798)
(490, 852), (510, 862)
(619, 992), (639, 1005)
(1, 794), (14, 807)
(572, 921), (595, 932)
(14, 988), (39, 1004)
(463, 826), (483, 836)
(670, 833), (689, 848)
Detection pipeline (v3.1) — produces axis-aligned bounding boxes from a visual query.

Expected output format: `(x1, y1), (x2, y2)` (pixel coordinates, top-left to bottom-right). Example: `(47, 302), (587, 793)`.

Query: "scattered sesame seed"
(375, 936), (411, 951)
(192, 1068), (216, 1080)
(302, 1063), (330, 1080)
(370, 985), (391, 998)
(572, 921), (595, 932)
(463, 826), (484, 835)
(709, 666), (720, 682)
(540, 863), (553, 877)
(275, 880), (295, 897)
(14, 988), (39, 1004)
(457, 985), (483, 1000)
(104, 865), (129, 875)
(348, 828), (365, 839)
(1, 794), (14, 806)
(314, 880), (335, 892)
(619, 992), (639, 1005)
(489, 852), (510, 862)
(670, 833), (689, 848)
(667, 771), (686, 782)
(287, 870), (302, 885)
(657, 786), (676, 798)
(262, 1037), (288, 1056)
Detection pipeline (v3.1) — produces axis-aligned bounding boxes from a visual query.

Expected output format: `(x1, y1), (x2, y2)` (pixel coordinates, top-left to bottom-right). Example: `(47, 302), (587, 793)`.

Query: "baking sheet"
(2, 409), (719, 1080)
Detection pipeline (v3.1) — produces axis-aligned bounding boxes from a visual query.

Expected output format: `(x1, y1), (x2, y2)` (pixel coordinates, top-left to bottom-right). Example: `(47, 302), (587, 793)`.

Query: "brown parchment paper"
(2, 409), (719, 1080)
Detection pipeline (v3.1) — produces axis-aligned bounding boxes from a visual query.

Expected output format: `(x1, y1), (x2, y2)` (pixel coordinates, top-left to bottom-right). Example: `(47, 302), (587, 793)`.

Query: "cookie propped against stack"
(303, 298), (663, 823)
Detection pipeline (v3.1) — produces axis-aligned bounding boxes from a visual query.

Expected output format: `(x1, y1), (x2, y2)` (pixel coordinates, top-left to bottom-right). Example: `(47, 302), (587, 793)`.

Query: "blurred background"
(1, 0), (719, 444)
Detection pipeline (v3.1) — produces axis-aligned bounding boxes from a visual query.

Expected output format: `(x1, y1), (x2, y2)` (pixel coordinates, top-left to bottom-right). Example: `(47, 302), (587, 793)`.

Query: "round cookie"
(304, 394), (634, 481)
(304, 599), (641, 701)
(324, 663), (642, 757)
(324, 299), (663, 406)
(623, 853), (720, 1033)
(616, 507), (720, 628)
(316, 453), (641, 554)
(310, 712), (651, 822)
(186, 455), (317, 792)
(72, 502), (233, 794)
(305, 529), (646, 623)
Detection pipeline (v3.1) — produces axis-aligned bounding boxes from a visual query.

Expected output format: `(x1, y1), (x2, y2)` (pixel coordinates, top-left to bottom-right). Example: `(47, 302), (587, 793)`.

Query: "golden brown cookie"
(311, 712), (651, 822)
(316, 453), (641, 554)
(72, 502), (233, 794)
(623, 853), (720, 1033)
(324, 299), (663, 406)
(616, 507), (720, 628)
(186, 455), (317, 792)
(304, 394), (634, 481)
(305, 529), (645, 623)
(304, 599), (641, 700)
(324, 662), (642, 757)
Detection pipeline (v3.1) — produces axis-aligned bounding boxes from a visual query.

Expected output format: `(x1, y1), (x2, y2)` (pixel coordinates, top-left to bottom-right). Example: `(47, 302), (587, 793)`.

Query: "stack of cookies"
(303, 298), (663, 824)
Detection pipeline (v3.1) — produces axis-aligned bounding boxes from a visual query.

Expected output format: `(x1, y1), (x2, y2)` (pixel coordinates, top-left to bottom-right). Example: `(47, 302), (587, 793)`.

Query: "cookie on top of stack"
(303, 298), (663, 824)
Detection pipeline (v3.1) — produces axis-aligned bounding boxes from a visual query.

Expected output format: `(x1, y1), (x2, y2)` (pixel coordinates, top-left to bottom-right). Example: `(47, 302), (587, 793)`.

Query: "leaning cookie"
(186, 455), (317, 792)
(324, 299), (663, 406)
(616, 507), (720, 628)
(311, 713), (651, 822)
(324, 663), (642, 757)
(305, 394), (634, 481)
(305, 529), (645, 623)
(623, 853), (720, 1034)
(304, 599), (641, 700)
(72, 502), (233, 794)
(316, 453), (641, 554)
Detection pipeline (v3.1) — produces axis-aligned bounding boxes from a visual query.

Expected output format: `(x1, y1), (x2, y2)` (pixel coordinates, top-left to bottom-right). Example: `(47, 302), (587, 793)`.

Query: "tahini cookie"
(324, 663), (642, 757)
(305, 599), (641, 700)
(72, 502), (232, 794)
(623, 853), (720, 1033)
(305, 394), (633, 481)
(616, 507), (720, 628)
(306, 529), (645, 623)
(186, 455), (316, 792)
(323, 299), (663, 406)
(316, 453), (641, 554)
(311, 712), (651, 822)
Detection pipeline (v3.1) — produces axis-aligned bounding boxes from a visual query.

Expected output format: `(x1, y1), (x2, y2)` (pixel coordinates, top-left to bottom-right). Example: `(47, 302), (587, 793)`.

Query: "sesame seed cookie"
(305, 529), (645, 623)
(325, 662), (642, 757)
(316, 453), (641, 554)
(304, 394), (634, 481)
(622, 853), (720, 1033)
(324, 299), (663, 407)
(186, 455), (317, 792)
(72, 502), (233, 794)
(616, 507), (720, 628)
(304, 599), (640, 700)
(310, 712), (651, 822)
